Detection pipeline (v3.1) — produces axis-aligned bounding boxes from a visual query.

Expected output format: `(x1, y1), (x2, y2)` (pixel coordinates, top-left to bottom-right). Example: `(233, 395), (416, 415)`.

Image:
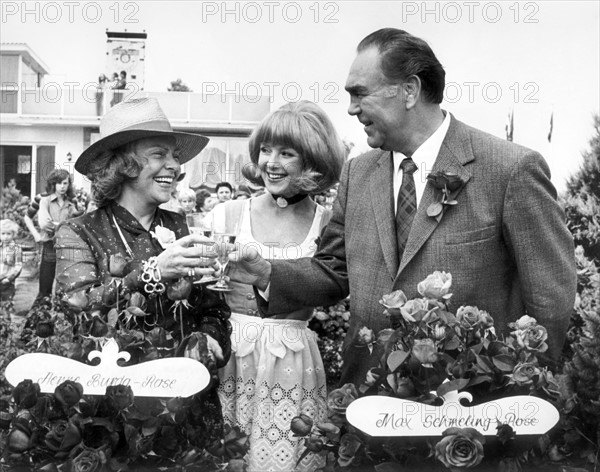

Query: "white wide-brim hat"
(75, 97), (209, 175)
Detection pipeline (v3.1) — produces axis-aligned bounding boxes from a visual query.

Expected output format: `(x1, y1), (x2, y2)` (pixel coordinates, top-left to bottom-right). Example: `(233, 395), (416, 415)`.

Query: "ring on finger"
(188, 268), (195, 278)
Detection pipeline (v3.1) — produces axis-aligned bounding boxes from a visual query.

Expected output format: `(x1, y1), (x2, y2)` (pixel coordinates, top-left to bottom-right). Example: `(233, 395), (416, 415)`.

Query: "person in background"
(216, 100), (346, 472)
(0, 218), (23, 304)
(23, 192), (48, 243)
(215, 182), (233, 204)
(33, 169), (82, 305)
(95, 73), (109, 116)
(177, 187), (197, 215)
(233, 184), (251, 200)
(110, 71), (127, 107)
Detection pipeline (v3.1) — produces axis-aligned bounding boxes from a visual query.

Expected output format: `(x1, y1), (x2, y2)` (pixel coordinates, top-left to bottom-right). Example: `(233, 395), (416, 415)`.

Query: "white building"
(1, 43), (270, 197)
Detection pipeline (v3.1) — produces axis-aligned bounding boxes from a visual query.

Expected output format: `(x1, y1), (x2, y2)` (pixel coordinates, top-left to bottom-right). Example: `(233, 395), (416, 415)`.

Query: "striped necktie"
(396, 157), (418, 260)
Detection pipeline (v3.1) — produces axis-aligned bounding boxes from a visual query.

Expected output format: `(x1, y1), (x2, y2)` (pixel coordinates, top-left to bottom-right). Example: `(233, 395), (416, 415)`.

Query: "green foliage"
(563, 114), (600, 261)
(559, 115), (600, 468)
(309, 299), (349, 387)
(168, 78), (192, 92)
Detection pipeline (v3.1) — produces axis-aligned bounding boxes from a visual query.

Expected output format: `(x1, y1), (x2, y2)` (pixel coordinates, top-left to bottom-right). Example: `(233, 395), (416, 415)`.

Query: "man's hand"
(227, 244), (272, 291)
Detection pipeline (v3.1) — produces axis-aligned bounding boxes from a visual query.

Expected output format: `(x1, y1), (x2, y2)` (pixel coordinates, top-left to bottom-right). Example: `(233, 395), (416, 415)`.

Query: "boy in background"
(0, 219), (23, 303)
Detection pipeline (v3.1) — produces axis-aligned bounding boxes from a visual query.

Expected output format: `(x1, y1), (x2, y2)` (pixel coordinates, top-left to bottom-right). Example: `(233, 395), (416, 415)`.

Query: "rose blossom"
(105, 385), (134, 410)
(417, 271), (452, 299)
(151, 225), (176, 248)
(327, 384), (358, 414)
(44, 420), (82, 459)
(167, 277), (192, 301)
(72, 447), (105, 472)
(434, 427), (486, 469)
(35, 319), (54, 338)
(379, 290), (407, 309)
(108, 253), (128, 277)
(128, 292), (147, 309)
(54, 380), (84, 408)
(337, 433), (362, 468)
(290, 414), (313, 436)
(411, 338), (438, 366)
(7, 419), (32, 452)
(511, 362), (541, 386)
(356, 327), (375, 345)
(456, 306), (481, 330)
(13, 379), (40, 409)
(512, 315), (538, 329)
(512, 324), (548, 353)
(304, 435), (324, 452)
(400, 298), (429, 322)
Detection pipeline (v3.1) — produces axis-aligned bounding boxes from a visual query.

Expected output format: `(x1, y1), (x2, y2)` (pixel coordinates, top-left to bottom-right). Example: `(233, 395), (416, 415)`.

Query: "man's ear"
(402, 75), (421, 109)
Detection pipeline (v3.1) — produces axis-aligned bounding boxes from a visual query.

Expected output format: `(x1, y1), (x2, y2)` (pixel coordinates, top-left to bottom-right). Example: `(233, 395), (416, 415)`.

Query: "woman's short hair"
(86, 142), (143, 208)
(0, 219), (20, 236)
(215, 182), (233, 193)
(177, 187), (196, 201)
(243, 100), (346, 194)
(195, 189), (212, 210)
(45, 168), (75, 199)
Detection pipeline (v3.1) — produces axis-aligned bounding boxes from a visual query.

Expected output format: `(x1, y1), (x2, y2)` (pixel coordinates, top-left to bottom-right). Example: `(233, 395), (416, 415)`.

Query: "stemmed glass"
(186, 212), (218, 284)
(207, 210), (240, 292)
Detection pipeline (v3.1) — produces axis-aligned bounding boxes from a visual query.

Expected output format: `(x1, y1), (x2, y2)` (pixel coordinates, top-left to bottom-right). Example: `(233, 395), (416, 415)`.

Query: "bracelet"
(141, 257), (165, 295)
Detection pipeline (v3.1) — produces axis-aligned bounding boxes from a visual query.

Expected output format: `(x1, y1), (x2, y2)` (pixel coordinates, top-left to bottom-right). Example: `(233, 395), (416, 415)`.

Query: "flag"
(505, 109), (514, 142)
(547, 111), (554, 143)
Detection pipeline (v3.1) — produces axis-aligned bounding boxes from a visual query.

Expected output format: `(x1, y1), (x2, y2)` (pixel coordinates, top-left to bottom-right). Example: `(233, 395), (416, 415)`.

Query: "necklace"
(112, 214), (134, 259)
(271, 193), (309, 208)
(112, 213), (164, 259)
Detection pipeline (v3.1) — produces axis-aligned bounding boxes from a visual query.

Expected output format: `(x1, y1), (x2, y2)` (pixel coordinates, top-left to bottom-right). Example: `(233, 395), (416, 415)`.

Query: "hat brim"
(75, 129), (209, 175)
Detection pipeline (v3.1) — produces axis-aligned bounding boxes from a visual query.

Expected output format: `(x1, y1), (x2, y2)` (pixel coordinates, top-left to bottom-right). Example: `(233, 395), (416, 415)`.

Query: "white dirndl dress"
(217, 200), (327, 472)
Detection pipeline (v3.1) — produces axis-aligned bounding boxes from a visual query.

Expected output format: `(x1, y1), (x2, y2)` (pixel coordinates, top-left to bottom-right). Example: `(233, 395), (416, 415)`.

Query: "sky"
(2, 0), (599, 192)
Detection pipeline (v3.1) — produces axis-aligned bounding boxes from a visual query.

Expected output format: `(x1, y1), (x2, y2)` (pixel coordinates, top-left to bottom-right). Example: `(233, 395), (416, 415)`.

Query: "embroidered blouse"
(55, 203), (231, 356)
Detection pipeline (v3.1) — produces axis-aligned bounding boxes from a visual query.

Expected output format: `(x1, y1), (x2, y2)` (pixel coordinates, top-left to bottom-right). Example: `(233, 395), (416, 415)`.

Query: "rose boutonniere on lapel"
(151, 225), (176, 249)
(426, 172), (464, 221)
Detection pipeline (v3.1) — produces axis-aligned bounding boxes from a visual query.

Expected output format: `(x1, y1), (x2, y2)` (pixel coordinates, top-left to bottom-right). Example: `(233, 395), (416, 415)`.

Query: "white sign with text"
(5, 338), (210, 397)
(346, 390), (559, 436)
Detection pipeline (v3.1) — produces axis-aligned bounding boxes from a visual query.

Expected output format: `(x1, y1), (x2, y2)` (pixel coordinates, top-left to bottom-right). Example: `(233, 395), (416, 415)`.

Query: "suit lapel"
(395, 117), (474, 279)
(370, 150), (399, 278)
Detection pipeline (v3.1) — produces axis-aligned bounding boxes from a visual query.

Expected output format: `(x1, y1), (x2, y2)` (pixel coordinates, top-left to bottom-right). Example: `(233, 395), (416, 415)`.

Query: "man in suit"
(230, 28), (576, 383)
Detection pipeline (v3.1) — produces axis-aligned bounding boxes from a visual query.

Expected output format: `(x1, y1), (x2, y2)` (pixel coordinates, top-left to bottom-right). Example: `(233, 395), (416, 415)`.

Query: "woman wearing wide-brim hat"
(55, 97), (232, 449)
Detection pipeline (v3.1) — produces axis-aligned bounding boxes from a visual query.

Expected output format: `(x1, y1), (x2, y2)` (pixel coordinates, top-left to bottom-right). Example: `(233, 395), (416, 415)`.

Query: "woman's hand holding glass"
(154, 233), (218, 281)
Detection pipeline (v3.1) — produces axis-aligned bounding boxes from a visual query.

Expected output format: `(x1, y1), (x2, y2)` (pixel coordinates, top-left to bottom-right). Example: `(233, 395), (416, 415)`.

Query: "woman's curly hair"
(86, 142), (144, 208)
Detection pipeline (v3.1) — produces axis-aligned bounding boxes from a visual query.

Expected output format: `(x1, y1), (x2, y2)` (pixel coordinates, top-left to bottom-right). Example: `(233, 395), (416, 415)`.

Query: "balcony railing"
(0, 87), (271, 125)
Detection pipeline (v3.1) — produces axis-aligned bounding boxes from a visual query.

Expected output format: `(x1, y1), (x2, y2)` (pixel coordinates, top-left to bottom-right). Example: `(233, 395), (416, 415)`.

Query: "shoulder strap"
(318, 206), (333, 235)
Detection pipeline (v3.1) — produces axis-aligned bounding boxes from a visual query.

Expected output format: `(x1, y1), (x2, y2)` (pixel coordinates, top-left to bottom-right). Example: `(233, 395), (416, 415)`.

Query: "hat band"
(101, 119), (173, 137)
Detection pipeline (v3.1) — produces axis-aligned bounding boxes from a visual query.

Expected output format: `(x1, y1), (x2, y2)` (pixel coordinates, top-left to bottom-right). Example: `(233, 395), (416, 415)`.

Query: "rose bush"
(291, 272), (564, 471)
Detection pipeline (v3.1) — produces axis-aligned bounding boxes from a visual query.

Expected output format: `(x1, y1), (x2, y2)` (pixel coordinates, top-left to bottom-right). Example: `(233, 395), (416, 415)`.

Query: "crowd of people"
(0, 27), (577, 472)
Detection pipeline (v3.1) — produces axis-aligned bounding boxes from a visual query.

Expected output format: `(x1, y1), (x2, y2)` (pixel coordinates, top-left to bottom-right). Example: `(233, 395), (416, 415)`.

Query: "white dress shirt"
(393, 111), (451, 212)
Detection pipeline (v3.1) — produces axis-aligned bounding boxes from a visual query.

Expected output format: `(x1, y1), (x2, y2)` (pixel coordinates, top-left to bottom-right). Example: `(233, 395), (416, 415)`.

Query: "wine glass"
(186, 213), (217, 284)
(208, 210), (240, 292)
